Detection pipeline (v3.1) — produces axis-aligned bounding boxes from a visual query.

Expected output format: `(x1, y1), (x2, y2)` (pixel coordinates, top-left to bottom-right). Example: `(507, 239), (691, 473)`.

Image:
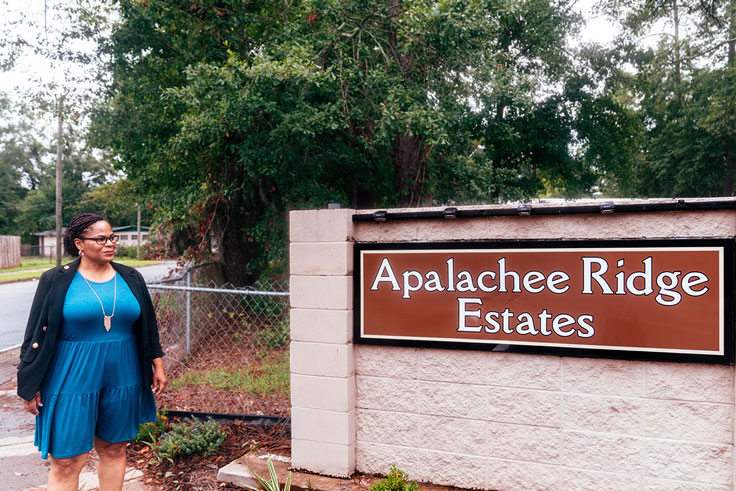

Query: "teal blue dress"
(35, 271), (157, 459)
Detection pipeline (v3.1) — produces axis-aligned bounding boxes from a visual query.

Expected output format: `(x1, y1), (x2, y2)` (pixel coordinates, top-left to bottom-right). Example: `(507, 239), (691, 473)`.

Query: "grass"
(2, 256), (56, 272)
(0, 257), (163, 283)
(170, 353), (290, 397)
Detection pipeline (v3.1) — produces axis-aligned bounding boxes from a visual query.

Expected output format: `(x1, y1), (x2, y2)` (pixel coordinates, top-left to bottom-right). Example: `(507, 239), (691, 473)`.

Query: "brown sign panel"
(355, 240), (735, 364)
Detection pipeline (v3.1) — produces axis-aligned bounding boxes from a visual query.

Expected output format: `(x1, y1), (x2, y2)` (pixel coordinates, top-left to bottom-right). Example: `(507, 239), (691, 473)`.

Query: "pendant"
(104, 316), (112, 331)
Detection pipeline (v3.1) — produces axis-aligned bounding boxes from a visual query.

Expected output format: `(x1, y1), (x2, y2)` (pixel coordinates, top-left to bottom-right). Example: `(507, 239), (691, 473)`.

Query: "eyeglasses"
(79, 234), (120, 245)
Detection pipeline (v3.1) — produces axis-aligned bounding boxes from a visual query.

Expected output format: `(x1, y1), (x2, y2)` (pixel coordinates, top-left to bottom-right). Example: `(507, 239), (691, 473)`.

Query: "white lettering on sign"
(370, 257), (572, 299)
(370, 256), (708, 306)
(581, 256), (707, 306)
(458, 298), (597, 338)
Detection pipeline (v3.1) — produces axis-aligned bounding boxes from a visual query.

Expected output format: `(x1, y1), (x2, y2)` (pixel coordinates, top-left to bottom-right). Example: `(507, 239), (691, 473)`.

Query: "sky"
(2, 0), (620, 106)
(3, 0), (66, 98)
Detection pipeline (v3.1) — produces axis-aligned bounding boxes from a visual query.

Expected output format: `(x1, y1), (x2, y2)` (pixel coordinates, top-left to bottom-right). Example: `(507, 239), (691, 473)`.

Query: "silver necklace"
(81, 272), (116, 331)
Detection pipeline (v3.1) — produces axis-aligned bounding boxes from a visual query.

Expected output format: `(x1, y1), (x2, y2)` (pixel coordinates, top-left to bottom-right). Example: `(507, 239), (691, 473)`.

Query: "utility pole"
(136, 204), (141, 259)
(55, 95), (63, 267)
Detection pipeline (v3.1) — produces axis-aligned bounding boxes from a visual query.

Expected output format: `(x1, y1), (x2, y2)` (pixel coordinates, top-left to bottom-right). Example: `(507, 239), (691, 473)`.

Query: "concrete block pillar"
(289, 209), (356, 477)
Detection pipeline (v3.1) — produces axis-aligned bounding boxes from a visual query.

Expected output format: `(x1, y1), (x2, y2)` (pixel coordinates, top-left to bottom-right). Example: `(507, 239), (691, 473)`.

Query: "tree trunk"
(386, 0), (429, 207)
(212, 192), (258, 286)
(211, 162), (258, 286)
(725, 150), (736, 196)
(392, 135), (426, 207)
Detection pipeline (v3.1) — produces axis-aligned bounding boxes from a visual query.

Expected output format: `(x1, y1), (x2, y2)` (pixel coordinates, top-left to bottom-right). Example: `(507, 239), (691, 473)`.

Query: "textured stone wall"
(290, 199), (736, 488)
(355, 347), (734, 490)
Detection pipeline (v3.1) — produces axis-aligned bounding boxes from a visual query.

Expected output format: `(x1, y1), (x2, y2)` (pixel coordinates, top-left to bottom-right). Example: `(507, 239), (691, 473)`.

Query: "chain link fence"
(146, 266), (290, 418)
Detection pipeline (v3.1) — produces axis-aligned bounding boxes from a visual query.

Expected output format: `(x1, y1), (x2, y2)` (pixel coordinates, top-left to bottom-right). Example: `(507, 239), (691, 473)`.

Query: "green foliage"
(5, 0), (734, 283)
(82, 0), (588, 285)
(245, 456), (291, 491)
(370, 465), (421, 491)
(114, 245), (138, 258)
(73, 180), (149, 227)
(252, 321), (290, 350)
(155, 418), (226, 463)
(169, 354), (290, 396)
(0, 93), (38, 236)
(132, 410), (168, 446)
(248, 293), (288, 319)
(7, 115), (122, 242)
(581, 0), (736, 197)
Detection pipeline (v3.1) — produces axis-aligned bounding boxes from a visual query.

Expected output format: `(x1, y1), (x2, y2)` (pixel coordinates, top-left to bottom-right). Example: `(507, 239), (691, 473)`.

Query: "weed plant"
(169, 353), (289, 396)
(245, 456), (291, 491)
(370, 465), (422, 491)
(252, 320), (290, 350)
(132, 410), (168, 446)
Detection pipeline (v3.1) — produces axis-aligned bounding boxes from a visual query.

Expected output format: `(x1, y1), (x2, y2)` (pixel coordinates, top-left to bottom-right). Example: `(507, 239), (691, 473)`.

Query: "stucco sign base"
(289, 200), (736, 491)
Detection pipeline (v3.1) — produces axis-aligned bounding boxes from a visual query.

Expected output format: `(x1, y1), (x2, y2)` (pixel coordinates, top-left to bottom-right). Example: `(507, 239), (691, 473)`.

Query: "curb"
(1, 344), (21, 355)
(218, 453), (379, 491)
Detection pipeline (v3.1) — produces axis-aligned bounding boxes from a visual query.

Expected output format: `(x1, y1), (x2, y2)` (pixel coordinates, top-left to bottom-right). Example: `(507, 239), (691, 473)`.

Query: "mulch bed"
(155, 385), (290, 417)
(127, 419), (291, 491)
(126, 418), (473, 491)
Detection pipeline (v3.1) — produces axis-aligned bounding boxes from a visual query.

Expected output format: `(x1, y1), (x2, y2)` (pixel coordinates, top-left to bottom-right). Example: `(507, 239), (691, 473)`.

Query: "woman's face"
(74, 220), (116, 264)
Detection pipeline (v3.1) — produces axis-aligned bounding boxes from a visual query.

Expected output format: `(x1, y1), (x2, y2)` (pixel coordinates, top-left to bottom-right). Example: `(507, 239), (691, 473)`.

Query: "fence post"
(186, 269), (192, 353)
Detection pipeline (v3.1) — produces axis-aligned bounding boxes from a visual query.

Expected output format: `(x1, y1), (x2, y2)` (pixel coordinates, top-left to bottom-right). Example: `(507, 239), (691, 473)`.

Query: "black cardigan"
(17, 259), (165, 401)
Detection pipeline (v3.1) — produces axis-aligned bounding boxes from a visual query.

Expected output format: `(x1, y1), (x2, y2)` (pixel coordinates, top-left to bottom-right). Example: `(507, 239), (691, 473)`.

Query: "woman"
(17, 213), (167, 491)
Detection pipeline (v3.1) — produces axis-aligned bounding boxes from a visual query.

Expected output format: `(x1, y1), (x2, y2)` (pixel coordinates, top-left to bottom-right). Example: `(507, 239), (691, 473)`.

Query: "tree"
(14, 118), (115, 242)
(0, 93), (46, 235)
(73, 180), (147, 227)
(86, 0), (589, 284)
(587, 0), (736, 196)
(1, 0), (124, 243)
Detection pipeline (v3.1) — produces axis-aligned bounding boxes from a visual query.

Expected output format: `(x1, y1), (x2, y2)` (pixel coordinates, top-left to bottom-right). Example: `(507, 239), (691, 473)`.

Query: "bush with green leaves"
(114, 245), (138, 258)
(248, 292), (287, 320)
(370, 465), (421, 491)
(252, 320), (289, 350)
(156, 418), (226, 463)
(131, 410), (168, 446)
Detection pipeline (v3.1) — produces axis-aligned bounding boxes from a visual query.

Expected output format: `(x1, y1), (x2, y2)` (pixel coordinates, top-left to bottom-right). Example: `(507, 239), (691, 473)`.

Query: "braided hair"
(63, 213), (106, 257)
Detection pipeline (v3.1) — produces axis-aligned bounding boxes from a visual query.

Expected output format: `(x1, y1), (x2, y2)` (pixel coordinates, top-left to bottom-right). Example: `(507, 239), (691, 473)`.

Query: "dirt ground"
(127, 419), (291, 491)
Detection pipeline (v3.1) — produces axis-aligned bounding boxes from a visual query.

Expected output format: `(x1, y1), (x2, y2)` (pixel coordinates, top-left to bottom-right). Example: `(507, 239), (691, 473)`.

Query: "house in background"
(33, 225), (150, 257)
(33, 228), (65, 257)
(113, 225), (151, 247)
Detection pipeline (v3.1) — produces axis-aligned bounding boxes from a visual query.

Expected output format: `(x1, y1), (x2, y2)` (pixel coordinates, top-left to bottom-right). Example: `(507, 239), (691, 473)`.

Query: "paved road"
(0, 281), (40, 352)
(0, 261), (180, 352)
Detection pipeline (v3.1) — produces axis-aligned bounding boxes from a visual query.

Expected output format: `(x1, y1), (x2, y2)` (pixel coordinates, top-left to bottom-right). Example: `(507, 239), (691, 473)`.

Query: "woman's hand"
(152, 357), (167, 396)
(22, 392), (42, 415)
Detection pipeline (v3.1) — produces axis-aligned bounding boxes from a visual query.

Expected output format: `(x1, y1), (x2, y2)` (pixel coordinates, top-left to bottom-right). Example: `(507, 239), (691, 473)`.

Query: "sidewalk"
(0, 268), (48, 276)
(0, 349), (152, 491)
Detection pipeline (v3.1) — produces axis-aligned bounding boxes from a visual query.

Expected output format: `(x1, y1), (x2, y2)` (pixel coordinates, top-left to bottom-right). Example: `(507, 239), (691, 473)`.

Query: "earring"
(79, 251), (84, 256)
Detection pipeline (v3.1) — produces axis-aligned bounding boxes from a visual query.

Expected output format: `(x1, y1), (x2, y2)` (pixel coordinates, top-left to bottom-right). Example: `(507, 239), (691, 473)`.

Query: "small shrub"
(131, 410), (168, 446)
(370, 465), (421, 491)
(252, 320), (290, 350)
(248, 292), (287, 319)
(114, 245), (138, 258)
(156, 418), (226, 463)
